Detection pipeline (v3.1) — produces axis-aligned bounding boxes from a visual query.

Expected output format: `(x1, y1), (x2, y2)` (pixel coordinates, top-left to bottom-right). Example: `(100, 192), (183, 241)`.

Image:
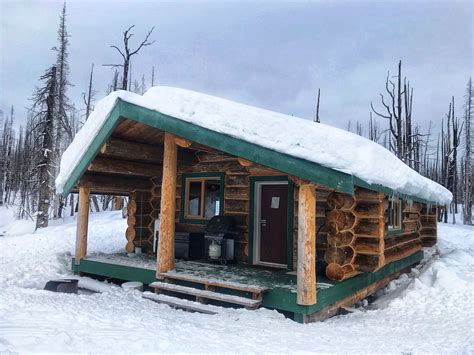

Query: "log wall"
(324, 187), (385, 281)
(323, 190), (437, 281)
(126, 148), (289, 261)
(419, 204), (438, 247)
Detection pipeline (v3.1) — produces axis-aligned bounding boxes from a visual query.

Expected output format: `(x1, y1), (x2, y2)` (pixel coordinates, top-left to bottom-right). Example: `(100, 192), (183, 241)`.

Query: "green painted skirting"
(72, 250), (423, 320)
(72, 258), (157, 284)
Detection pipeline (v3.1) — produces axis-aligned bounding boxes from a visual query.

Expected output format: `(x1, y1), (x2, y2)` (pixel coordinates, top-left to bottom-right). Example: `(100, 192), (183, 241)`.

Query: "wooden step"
(143, 292), (219, 315)
(149, 282), (262, 309)
(158, 271), (268, 295)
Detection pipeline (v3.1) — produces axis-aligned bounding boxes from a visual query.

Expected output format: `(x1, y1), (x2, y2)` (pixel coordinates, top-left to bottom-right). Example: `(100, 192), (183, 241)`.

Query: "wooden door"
(257, 183), (288, 267)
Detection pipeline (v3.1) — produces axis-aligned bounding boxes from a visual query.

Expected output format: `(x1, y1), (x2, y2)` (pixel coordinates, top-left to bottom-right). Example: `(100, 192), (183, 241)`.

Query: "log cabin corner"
(58, 88), (447, 323)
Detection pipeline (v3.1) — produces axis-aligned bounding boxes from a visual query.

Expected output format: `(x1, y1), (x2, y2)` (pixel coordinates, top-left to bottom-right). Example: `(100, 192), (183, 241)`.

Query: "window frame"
(387, 197), (403, 234)
(180, 172), (225, 224)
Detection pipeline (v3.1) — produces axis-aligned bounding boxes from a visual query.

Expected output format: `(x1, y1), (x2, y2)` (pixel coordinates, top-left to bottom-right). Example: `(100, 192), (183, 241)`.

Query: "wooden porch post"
(297, 183), (317, 305)
(156, 133), (177, 276)
(75, 187), (90, 265)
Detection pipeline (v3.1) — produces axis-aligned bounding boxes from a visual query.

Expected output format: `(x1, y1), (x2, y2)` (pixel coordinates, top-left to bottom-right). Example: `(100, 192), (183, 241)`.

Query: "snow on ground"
(0, 208), (473, 353)
(55, 87), (452, 204)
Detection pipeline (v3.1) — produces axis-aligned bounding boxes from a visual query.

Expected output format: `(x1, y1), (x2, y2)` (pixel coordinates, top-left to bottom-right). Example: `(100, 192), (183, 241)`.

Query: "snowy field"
(0, 207), (473, 353)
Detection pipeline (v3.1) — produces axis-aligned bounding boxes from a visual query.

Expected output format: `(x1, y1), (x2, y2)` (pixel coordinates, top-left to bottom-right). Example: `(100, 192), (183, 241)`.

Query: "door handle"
(260, 219), (266, 227)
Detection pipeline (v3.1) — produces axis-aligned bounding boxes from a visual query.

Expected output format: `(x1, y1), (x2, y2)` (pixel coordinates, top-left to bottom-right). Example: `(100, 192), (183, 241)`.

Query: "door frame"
(249, 176), (294, 269)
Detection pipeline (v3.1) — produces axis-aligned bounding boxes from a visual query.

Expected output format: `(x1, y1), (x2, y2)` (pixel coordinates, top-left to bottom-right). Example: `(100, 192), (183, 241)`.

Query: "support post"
(75, 187), (90, 265)
(297, 183), (317, 305)
(156, 133), (177, 276)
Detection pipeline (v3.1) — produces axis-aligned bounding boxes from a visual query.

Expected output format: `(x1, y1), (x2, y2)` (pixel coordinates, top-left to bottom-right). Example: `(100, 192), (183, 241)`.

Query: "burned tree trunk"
(35, 66), (57, 229)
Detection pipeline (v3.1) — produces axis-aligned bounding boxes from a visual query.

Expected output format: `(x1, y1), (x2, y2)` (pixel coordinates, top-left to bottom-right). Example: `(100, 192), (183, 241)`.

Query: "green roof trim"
(61, 99), (440, 204)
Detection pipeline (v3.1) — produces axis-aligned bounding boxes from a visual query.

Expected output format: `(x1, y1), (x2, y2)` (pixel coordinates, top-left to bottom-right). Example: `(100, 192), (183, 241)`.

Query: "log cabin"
(57, 87), (451, 322)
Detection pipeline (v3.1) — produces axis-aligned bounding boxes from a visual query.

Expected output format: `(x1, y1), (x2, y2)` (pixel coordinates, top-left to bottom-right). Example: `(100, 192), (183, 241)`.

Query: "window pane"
(187, 181), (202, 216)
(204, 180), (220, 218)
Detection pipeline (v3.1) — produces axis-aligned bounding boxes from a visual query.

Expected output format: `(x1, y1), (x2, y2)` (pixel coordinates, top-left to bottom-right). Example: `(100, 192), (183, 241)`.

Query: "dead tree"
(463, 78), (472, 225)
(371, 61), (416, 167)
(0, 109), (4, 206)
(441, 98), (463, 223)
(104, 25), (155, 91)
(82, 63), (95, 121)
(33, 66), (57, 229)
(368, 112), (382, 142)
(314, 88), (321, 123)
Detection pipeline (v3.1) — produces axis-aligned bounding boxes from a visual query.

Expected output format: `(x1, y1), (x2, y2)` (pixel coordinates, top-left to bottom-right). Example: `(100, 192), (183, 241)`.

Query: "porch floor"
(72, 251), (424, 320)
(84, 253), (335, 292)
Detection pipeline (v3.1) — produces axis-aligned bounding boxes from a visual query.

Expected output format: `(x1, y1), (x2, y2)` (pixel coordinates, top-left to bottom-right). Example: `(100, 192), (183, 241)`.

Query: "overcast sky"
(1, 0), (472, 135)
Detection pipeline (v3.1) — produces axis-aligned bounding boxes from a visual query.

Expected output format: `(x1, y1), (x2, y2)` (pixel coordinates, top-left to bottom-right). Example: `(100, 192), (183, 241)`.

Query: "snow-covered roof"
(56, 86), (452, 204)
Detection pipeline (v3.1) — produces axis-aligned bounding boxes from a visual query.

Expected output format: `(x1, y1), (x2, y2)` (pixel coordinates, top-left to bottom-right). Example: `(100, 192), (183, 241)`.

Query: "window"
(182, 174), (223, 222)
(387, 198), (402, 230)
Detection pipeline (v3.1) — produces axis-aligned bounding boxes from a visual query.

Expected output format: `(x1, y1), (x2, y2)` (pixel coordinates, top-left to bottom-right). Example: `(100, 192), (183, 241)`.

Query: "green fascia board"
(62, 99), (439, 205)
(61, 103), (123, 195)
(353, 177), (437, 205)
(62, 99), (353, 196)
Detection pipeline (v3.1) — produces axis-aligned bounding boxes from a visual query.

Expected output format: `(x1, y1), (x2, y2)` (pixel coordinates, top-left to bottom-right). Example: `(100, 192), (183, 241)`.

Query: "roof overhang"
(61, 99), (439, 205)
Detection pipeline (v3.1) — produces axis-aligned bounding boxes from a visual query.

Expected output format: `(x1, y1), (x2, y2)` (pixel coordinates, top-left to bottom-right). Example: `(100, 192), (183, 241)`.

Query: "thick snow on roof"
(56, 86), (452, 204)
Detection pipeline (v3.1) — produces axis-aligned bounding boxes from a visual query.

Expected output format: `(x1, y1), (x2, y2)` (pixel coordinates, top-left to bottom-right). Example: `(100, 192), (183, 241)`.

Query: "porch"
(72, 250), (423, 322)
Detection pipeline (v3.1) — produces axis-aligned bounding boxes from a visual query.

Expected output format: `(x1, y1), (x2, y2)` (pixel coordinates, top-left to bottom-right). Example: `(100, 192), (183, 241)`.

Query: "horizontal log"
(197, 152), (237, 164)
(384, 239), (422, 264)
(324, 246), (355, 265)
(402, 219), (420, 233)
(89, 157), (162, 177)
(419, 227), (437, 236)
(101, 137), (164, 163)
(353, 218), (383, 237)
(354, 187), (383, 202)
(352, 236), (383, 253)
(352, 201), (383, 218)
(403, 202), (422, 213)
(77, 174), (152, 193)
(175, 136), (192, 148)
(421, 236), (437, 247)
(327, 192), (355, 210)
(327, 230), (355, 247)
(326, 263), (358, 281)
(353, 253), (383, 272)
(384, 232), (420, 250)
(224, 199), (248, 213)
(238, 157), (253, 167)
(327, 210), (356, 231)
(225, 174), (249, 187)
(224, 187), (249, 200)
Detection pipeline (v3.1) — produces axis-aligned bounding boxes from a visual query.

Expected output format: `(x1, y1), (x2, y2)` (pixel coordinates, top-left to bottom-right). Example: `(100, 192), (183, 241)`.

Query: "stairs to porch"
(149, 271), (269, 311)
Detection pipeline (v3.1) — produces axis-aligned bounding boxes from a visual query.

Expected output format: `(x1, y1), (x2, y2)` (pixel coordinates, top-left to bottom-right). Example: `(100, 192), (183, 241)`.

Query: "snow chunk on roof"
(56, 86), (452, 204)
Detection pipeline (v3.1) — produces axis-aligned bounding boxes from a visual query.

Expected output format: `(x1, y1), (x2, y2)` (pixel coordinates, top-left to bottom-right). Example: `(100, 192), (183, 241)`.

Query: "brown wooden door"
(258, 183), (288, 266)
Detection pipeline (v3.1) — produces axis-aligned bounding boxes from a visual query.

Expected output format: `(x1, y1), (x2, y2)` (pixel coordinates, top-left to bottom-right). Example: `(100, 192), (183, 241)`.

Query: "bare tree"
(371, 60), (418, 167)
(314, 88), (321, 123)
(104, 25), (155, 91)
(82, 63), (95, 120)
(463, 78), (472, 225)
(33, 66), (57, 229)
